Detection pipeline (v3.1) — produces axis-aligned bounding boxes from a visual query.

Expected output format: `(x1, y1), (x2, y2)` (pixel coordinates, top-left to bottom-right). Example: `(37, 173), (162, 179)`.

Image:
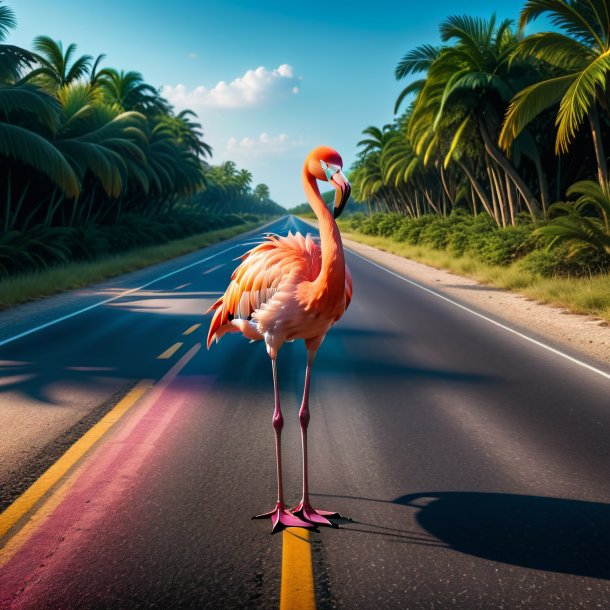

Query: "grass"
(0, 222), (262, 309)
(340, 229), (610, 322)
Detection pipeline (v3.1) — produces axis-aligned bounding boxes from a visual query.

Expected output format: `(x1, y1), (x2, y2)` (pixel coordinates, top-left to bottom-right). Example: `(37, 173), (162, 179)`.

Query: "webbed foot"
(253, 502), (315, 534)
(291, 500), (344, 528)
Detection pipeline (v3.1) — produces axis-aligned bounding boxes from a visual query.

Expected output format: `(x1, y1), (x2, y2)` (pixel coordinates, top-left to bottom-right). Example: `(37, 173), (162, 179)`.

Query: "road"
(1, 215), (610, 609)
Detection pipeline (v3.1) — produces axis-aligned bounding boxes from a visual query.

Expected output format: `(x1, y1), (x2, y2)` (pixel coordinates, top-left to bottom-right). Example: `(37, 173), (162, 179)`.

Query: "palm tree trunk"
(478, 116), (541, 218)
(588, 105), (608, 186)
(439, 163), (454, 208)
(533, 155), (550, 216)
(486, 162), (502, 226)
(44, 189), (62, 227)
(556, 153), (562, 201)
(457, 159), (494, 219)
(22, 197), (46, 231)
(8, 183), (30, 232)
(490, 160), (507, 227)
(504, 174), (516, 226)
(422, 187), (440, 215)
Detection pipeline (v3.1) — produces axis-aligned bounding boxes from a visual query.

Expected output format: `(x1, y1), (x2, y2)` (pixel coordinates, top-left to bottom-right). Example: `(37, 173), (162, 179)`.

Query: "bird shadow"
(313, 491), (610, 580)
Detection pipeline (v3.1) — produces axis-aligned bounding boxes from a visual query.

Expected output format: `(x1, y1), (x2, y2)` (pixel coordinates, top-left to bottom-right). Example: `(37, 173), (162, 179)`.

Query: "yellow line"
(183, 323), (201, 336)
(0, 456), (82, 567)
(280, 528), (316, 610)
(0, 379), (153, 543)
(157, 342), (183, 359)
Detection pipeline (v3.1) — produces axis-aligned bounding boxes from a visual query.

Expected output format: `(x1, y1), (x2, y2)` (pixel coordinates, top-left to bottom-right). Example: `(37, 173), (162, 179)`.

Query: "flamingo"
(206, 146), (352, 533)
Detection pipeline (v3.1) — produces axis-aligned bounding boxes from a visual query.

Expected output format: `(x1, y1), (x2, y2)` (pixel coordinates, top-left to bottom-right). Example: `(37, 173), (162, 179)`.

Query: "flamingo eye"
(320, 160), (338, 181)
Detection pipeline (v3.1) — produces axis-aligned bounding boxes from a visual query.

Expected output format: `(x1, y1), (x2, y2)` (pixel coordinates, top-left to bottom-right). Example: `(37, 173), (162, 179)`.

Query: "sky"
(7, 1), (542, 208)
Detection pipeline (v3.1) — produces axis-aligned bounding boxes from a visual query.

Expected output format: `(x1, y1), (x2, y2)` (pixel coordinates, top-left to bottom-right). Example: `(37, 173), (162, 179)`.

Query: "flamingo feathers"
(206, 231), (326, 348)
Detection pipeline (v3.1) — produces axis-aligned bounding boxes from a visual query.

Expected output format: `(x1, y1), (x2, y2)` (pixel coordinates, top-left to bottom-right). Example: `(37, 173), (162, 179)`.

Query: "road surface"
(1, 215), (610, 608)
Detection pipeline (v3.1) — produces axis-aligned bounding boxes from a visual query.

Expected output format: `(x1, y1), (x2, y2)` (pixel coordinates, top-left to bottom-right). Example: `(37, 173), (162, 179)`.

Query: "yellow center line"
(0, 379), (153, 549)
(183, 323), (201, 336)
(157, 342), (183, 359)
(281, 527), (316, 610)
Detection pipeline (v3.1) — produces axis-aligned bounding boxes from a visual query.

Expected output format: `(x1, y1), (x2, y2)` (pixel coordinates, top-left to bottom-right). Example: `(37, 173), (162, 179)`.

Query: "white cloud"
(162, 64), (301, 110)
(188, 52), (198, 60)
(225, 132), (304, 156)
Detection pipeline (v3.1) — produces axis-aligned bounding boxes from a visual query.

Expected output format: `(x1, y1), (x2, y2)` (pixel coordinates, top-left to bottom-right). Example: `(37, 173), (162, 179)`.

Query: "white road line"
(202, 264), (224, 275)
(0, 243), (247, 348)
(347, 248), (610, 382)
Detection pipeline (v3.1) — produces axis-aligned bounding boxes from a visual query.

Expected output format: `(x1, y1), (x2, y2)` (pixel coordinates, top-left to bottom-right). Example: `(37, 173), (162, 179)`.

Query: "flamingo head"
(307, 145), (351, 219)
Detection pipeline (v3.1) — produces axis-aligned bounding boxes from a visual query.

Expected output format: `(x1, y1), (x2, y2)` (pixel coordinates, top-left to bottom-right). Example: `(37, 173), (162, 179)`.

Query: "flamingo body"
(207, 231), (352, 356)
(207, 146), (352, 533)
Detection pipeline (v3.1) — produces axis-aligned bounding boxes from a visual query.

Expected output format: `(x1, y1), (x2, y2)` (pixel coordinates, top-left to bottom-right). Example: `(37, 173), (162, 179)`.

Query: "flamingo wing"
(207, 232), (321, 348)
(345, 263), (353, 310)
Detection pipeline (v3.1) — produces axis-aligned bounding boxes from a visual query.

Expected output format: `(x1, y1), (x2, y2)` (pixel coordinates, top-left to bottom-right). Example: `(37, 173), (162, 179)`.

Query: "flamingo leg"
(292, 350), (342, 527)
(253, 356), (313, 534)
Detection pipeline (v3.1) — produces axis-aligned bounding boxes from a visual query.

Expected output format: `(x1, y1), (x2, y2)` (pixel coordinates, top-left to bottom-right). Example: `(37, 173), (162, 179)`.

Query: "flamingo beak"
(330, 170), (351, 219)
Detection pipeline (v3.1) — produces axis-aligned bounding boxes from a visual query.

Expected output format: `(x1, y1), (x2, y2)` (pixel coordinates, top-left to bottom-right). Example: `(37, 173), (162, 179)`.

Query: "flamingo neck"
(302, 168), (345, 286)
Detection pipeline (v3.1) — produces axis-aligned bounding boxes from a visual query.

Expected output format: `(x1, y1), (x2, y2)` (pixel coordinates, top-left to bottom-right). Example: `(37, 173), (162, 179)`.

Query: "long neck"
(302, 167), (345, 285)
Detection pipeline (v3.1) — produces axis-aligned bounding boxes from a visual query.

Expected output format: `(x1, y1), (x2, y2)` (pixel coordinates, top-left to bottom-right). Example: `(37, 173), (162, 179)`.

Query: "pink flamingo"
(207, 146), (352, 533)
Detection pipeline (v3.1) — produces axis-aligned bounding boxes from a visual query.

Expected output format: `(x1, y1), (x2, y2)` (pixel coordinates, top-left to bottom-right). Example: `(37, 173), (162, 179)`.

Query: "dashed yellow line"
(183, 323), (201, 336)
(281, 528), (316, 610)
(157, 342), (183, 359)
(0, 379), (153, 545)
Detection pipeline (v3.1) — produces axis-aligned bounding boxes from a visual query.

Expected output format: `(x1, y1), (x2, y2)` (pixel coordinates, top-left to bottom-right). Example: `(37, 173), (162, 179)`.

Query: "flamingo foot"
(252, 502), (315, 534)
(291, 500), (342, 528)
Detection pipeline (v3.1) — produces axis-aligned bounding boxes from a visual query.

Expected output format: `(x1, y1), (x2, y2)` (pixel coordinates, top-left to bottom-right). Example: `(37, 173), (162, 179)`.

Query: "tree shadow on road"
(396, 491), (610, 579)
(317, 491), (610, 580)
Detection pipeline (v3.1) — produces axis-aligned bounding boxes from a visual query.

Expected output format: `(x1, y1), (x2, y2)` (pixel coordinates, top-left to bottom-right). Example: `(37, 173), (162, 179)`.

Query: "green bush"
(0, 209), (252, 278)
(394, 215), (434, 244)
(474, 225), (536, 266)
(418, 218), (448, 249)
(376, 213), (404, 237)
(520, 244), (610, 277)
(346, 211), (610, 276)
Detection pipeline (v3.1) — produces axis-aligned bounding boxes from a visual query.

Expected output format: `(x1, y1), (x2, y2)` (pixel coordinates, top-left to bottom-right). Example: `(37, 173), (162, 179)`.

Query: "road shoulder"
(343, 235), (610, 368)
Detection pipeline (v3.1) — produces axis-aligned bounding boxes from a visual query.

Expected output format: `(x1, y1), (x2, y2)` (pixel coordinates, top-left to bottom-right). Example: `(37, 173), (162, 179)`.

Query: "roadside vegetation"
(349, 0), (610, 292)
(340, 212), (610, 320)
(348, 0), (610, 309)
(0, 2), (282, 284)
(0, 222), (261, 309)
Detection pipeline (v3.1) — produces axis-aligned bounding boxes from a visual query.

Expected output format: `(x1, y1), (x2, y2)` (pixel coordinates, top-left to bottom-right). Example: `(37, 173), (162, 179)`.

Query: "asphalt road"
(1, 215), (610, 608)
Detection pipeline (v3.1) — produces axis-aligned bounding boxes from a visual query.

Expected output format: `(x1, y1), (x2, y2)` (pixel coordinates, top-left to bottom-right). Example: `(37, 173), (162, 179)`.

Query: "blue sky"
(8, 1), (542, 208)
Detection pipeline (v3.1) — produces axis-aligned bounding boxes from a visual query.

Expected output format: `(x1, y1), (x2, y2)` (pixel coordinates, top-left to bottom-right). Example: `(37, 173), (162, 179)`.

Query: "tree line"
(193, 161), (284, 217)
(0, 1), (281, 276)
(349, 0), (610, 256)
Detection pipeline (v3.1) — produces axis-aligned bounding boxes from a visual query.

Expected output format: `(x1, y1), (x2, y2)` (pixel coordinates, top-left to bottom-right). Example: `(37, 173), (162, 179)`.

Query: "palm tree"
(254, 183), (270, 200)
(394, 44), (440, 114)
(156, 109), (212, 159)
(499, 0), (610, 186)
(25, 36), (92, 91)
(0, 75), (81, 212)
(88, 53), (106, 87)
(538, 179), (610, 255)
(381, 126), (447, 216)
(356, 124), (393, 158)
(236, 168), (253, 194)
(97, 68), (169, 114)
(0, 1), (36, 84)
(407, 15), (543, 221)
